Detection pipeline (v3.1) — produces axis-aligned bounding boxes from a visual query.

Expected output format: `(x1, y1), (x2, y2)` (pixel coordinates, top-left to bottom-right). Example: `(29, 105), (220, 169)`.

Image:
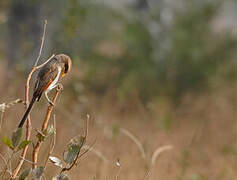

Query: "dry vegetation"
(1, 56), (237, 179)
(0, 18), (236, 179)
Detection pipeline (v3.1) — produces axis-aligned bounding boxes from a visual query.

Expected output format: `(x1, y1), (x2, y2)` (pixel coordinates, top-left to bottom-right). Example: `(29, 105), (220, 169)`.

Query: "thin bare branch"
(12, 20), (48, 179)
(33, 86), (62, 169)
(0, 99), (23, 132)
(60, 137), (86, 174)
(36, 54), (55, 70)
(0, 153), (8, 168)
(20, 156), (37, 165)
(60, 118), (90, 174)
(43, 115), (57, 168)
(0, 111), (5, 133)
(115, 159), (121, 180)
(34, 20), (47, 66)
(82, 145), (108, 163)
(77, 139), (96, 160)
(84, 114), (90, 138)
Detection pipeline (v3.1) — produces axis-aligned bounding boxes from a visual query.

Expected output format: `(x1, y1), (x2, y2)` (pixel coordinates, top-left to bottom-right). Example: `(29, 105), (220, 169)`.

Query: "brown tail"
(18, 96), (37, 128)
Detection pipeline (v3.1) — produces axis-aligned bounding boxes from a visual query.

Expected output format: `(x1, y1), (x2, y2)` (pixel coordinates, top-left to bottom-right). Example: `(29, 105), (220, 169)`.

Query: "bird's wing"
(33, 63), (58, 100)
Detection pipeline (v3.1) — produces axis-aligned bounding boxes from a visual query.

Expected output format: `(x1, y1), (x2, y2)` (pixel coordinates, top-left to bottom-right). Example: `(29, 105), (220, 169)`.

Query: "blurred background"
(0, 0), (237, 179)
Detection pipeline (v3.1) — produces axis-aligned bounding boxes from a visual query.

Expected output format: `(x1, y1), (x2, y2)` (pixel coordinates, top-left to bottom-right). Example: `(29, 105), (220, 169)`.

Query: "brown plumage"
(18, 54), (72, 128)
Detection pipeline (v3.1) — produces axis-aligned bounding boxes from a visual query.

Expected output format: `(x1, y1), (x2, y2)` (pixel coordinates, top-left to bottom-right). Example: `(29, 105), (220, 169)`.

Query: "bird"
(18, 54), (72, 128)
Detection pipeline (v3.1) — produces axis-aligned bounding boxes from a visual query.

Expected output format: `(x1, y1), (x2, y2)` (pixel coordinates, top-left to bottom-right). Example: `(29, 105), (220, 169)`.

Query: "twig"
(0, 153), (8, 169)
(43, 115), (57, 168)
(20, 157), (37, 165)
(34, 20), (47, 66)
(85, 115), (89, 137)
(120, 128), (146, 160)
(32, 86), (62, 169)
(0, 99), (23, 132)
(115, 167), (121, 180)
(12, 20), (49, 179)
(60, 137), (86, 174)
(36, 54), (55, 70)
(0, 99), (23, 111)
(77, 139), (96, 160)
(82, 145), (108, 163)
(115, 159), (121, 180)
(2, 151), (14, 179)
(0, 111), (5, 133)
(60, 118), (89, 174)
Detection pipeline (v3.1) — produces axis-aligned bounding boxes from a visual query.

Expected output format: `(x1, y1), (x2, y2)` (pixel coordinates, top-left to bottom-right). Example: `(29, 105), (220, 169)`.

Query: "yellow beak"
(61, 71), (66, 77)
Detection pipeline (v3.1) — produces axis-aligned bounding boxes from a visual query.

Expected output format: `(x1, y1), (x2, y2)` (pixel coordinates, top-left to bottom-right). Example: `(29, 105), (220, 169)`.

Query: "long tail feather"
(18, 96), (37, 128)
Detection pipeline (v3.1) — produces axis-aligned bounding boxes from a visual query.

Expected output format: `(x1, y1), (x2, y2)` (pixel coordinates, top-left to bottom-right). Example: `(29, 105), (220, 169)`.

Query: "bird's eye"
(64, 63), (69, 73)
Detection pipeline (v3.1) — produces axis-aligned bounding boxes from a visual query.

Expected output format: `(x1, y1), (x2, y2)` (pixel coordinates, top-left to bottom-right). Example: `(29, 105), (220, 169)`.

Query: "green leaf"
(49, 156), (63, 168)
(63, 144), (80, 165)
(17, 140), (31, 151)
(2, 137), (14, 150)
(12, 128), (22, 148)
(32, 166), (44, 179)
(19, 168), (32, 180)
(36, 130), (46, 142)
(43, 124), (55, 137)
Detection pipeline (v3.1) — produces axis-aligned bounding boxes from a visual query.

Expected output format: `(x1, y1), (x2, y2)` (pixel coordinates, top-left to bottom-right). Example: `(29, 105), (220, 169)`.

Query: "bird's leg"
(45, 90), (54, 106)
(44, 83), (63, 106)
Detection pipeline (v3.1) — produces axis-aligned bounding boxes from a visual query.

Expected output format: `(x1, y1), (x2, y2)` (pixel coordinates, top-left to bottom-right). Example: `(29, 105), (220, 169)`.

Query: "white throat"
(47, 66), (62, 91)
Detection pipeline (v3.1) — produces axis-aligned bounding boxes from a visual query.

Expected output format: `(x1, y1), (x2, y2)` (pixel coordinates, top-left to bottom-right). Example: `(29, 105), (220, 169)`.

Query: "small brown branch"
(20, 157), (37, 165)
(60, 136), (86, 174)
(12, 20), (49, 179)
(0, 111), (5, 133)
(34, 20), (47, 66)
(36, 54), (55, 70)
(82, 144), (108, 163)
(77, 139), (96, 160)
(115, 159), (121, 180)
(32, 86), (62, 169)
(43, 115), (57, 168)
(0, 99), (23, 133)
(60, 118), (89, 174)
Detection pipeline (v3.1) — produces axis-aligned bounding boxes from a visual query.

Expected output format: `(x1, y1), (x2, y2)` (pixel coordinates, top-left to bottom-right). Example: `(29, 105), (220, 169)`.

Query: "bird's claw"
(57, 83), (63, 91)
(49, 101), (54, 106)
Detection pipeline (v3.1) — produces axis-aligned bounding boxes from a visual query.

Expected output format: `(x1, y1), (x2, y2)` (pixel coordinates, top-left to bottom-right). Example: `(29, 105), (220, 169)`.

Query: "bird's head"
(55, 54), (72, 77)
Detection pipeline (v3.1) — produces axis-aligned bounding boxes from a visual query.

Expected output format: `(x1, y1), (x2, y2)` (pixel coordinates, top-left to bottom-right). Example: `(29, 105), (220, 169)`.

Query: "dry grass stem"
(115, 159), (121, 180)
(143, 169), (151, 180)
(82, 145), (108, 163)
(0, 154), (8, 170)
(120, 128), (146, 160)
(151, 145), (173, 167)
